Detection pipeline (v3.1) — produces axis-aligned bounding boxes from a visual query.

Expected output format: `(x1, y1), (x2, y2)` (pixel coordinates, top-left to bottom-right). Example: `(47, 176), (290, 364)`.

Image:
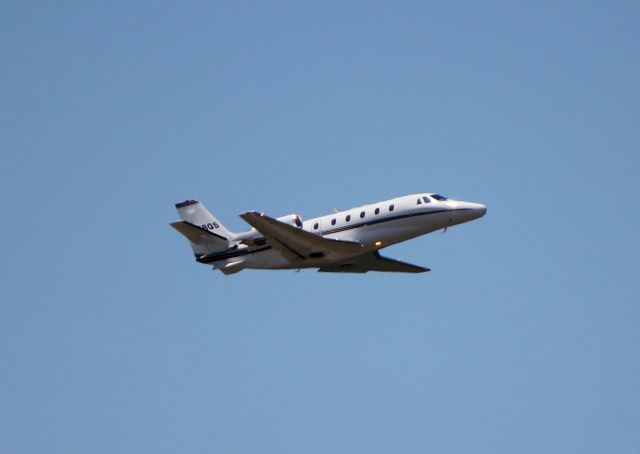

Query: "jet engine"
(276, 213), (303, 229)
(237, 212), (304, 248)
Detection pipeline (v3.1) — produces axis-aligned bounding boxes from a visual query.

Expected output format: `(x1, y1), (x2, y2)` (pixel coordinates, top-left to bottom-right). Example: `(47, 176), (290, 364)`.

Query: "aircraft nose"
(463, 202), (486, 221)
(448, 201), (487, 225)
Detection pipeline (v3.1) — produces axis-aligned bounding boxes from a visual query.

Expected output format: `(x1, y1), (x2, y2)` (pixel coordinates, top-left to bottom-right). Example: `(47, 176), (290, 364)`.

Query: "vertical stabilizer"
(173, 200), (235, 258)
(175, 200), (234, 239)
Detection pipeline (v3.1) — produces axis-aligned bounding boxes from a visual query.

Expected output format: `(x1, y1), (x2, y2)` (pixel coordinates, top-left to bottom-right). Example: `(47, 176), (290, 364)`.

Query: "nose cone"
(475, 203), (487, 219)
(449, 201), (487, 224)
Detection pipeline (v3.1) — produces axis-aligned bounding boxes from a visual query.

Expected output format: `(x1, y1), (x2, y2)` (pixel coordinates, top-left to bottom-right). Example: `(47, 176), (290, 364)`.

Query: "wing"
(239, 211), (364, 263)
(318, 251), (429, 273)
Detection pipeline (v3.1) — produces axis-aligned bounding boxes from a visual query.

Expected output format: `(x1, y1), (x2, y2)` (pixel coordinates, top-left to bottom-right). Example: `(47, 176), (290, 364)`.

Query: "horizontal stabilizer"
(170, 221), (227, 242)
(170, 221), (229, 257)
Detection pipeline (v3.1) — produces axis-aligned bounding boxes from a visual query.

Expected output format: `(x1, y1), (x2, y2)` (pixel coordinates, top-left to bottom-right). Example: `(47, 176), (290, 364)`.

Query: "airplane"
(170, 193), (486, 275)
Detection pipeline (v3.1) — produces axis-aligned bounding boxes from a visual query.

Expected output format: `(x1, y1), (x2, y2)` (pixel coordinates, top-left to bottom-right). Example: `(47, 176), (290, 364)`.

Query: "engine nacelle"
(236, 212), (304, 247)
(276, 213), (303, 229)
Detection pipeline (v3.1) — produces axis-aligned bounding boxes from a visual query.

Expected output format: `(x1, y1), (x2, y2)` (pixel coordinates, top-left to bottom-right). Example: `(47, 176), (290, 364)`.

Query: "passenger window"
(346, 215), (351, 222)
(331, 218), (336, 225)
(313, 222), (319, 230)
(417, 198), (422, 205)
(389, 204), (394, 211)
(375, 208), (380, 215)
(422, 196), (431, 203)
(360, 211), (365, 218)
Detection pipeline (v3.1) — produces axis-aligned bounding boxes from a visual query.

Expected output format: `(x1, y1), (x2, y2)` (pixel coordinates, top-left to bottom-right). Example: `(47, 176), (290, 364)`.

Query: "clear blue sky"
(2, 1), (639, 452)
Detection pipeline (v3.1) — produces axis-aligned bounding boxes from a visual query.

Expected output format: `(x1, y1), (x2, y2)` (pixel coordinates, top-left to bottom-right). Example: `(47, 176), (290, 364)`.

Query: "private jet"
(171, 193), (486, 275)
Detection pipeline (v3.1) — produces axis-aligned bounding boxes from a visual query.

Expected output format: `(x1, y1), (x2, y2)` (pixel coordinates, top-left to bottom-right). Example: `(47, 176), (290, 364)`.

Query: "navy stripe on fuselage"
(196, 245), (272, 263)
(197, 208), (471, 264)
(315, 208), (471, 236)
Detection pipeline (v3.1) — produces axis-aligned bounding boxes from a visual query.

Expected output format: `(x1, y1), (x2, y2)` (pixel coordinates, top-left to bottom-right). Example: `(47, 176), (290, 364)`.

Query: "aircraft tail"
(171, 200), (235, 258)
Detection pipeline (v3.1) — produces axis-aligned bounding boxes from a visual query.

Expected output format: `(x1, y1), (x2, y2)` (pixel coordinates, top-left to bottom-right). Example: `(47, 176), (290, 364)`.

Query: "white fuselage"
(212, 193), (486, 271)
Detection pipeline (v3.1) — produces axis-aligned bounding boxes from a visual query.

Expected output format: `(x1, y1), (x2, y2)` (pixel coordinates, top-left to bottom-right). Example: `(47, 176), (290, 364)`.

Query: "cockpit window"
(431, 194), (448, 201)
(416, 198), (422, 205)
(422, 196), (431, 203)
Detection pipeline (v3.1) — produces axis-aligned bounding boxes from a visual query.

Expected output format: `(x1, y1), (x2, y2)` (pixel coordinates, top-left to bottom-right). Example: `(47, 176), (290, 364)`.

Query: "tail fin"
(171, 200), (235, 258)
